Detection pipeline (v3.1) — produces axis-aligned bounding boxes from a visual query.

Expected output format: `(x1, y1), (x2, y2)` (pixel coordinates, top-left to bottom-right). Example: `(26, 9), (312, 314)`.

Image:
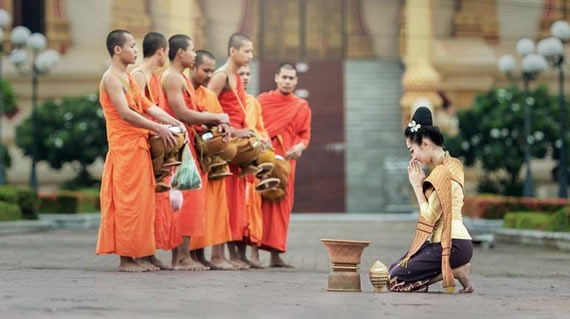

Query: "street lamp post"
(0, 9), (11, 185)
(8, 26), (60, 190)
(538, 20), (570, 198)
(498, 39), (547, 197)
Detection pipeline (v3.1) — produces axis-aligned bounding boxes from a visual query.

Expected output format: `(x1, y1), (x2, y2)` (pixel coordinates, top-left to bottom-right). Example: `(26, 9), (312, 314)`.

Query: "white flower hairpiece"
(408, 120), (421, 133)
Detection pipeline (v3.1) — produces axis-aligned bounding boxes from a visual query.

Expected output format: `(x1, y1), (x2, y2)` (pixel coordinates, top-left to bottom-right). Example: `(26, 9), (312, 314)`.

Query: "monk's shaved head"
(195, 50), (216, 67)
(277, 62), (297, 76)
(275, 61), (298, 95)
(168, 34), (192, 61)
(228, 33), (252, 56)
(106, 29), (130, 56)
(143, 32), (167, 58)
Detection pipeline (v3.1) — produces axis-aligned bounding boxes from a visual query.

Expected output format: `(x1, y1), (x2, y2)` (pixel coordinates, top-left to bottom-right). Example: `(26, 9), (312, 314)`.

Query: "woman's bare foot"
(454, 263), (475, 293)
(119, 257), (148, 272)
(210, 257), (240, 270)
(147, 255), (173, 270)
(174, 257), (210, 271)
(134, 258), (160, 271)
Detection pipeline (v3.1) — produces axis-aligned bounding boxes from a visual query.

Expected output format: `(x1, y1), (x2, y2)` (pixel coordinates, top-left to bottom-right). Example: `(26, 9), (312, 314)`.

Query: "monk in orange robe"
(238, 64), (271, 269)
(188, 50), (238, 270)
(258, 62), (311, 268)
(130, 32), (183, 270)
(96, 30), (182, 272)
(160, 34), (229, 270)
(208, 33), (255, 269)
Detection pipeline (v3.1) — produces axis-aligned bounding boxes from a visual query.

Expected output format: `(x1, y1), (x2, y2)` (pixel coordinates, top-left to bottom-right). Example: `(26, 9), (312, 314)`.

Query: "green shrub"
(74, 190), (100, 213)
(39, 193), (78, 214)
(503, 209), (570, 232)
(0, 201), (22, 221)
(0, 144), (12, 178)
(503, 212), (518, 229)
(16, 188), (39, 220)
(550, 207), (570, 232)
(0, 186), (40, 220)
(0, 186), (19, 204)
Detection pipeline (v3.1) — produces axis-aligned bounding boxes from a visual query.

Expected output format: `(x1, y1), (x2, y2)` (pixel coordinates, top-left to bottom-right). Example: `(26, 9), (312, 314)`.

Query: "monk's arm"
(294, 106), (312, 148)
(145, 106), (183, 126)
(207, 72), (227, 96)
(104, 76), (177, 145)
(131, 71), (146, 94)
(286, 107), (312, 159)
(130, 72), (180, 126)
(165, 75), (228, 126)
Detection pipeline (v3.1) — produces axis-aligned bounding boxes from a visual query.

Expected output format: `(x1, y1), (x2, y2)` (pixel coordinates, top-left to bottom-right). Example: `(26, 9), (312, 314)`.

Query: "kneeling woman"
(388, 107), (474, 293)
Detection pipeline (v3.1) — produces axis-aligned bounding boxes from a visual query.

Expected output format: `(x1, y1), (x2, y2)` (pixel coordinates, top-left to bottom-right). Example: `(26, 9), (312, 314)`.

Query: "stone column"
(400, 0), (441, 127)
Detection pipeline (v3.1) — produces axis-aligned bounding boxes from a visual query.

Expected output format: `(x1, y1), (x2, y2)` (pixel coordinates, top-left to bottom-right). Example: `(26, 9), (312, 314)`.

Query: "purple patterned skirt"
(388, 239), (473, 292)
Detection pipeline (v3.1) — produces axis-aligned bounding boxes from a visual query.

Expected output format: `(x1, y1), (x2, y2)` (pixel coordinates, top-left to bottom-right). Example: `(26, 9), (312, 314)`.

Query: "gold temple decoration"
(453, 0), (498, 43)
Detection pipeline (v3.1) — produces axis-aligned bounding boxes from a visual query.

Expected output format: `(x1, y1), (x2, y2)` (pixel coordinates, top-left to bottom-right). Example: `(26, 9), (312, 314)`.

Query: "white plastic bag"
(169, 189), (183, 212)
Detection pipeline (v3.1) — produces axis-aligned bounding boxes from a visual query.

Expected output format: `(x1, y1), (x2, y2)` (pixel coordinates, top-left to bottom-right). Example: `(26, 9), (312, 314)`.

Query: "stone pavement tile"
(0, 219), (569, 318)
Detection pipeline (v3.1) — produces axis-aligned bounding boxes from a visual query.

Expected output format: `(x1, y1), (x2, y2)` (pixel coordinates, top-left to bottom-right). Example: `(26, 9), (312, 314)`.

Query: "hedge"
(0, 186), (39, 220)
(39, 193), (78, 214)
(503, 208), (570, 232)
(0, 201), (22, 221)
(463, 195), (570, 219)
(38, 191), (100, 214)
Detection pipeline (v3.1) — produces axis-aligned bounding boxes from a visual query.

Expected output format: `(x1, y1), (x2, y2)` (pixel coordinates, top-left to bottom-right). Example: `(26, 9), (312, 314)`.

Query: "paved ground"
(1, 218), (569, 319)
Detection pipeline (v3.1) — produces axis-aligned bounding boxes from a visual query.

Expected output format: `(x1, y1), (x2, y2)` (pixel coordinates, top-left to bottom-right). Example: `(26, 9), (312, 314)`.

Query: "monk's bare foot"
(270, 255), (294, 268)
(454, 263), (475, 293)
(238, 255), (255, 267)
(210, 257), (240, 270)
(171, 249), (179, 269)
(193, 250), (216, 269)
(249, 260), (265, 269)
(119, 257), (148, 272)
(249, 247), (264, 269)
(228, 257), (251, 269)
(147, 255), (173, 270)
(224, 257), (247, 270)
(247, 258), (264, 269)
(134, 258), (160, 271)
(174, 257), (210, 271)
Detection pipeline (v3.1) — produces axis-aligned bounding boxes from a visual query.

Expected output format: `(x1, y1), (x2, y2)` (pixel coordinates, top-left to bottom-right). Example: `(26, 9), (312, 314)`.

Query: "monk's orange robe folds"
(217, 73), (247, 241)
(244, 94), (269, 246)
(135, 72), (182, 251)
(190, 86), (233, 250)
(160, 72), (208, 238)
(96, 74), (156, 257)
(258, 90), (311, 252)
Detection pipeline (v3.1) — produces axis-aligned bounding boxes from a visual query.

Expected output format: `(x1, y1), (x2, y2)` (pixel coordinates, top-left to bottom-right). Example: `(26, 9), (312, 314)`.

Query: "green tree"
(0, 79), (17, 179)
(15, 94), (107, 189)
(545, 95), (570, 183)
(447, 86), (557, 196)
(0, 78), (18, 116)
